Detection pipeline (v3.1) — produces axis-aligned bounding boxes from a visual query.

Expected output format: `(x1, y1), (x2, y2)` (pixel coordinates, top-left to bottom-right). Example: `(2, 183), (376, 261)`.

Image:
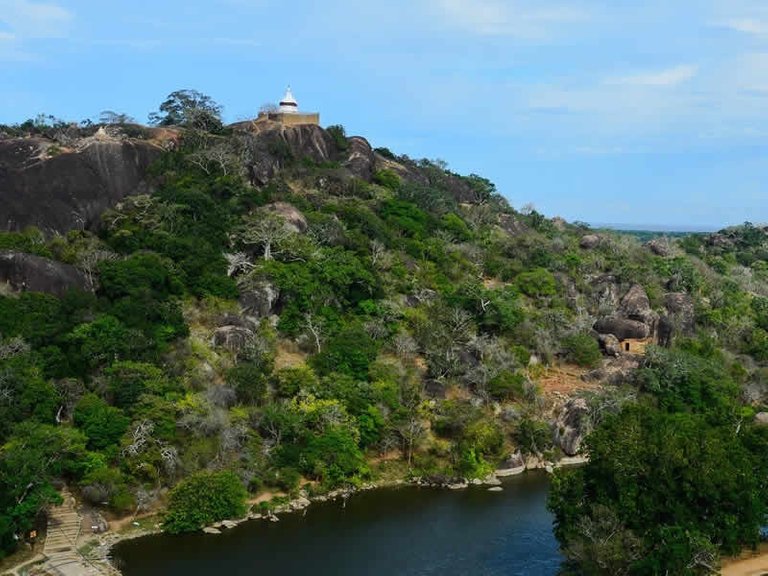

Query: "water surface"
(113, 472), (561, 576)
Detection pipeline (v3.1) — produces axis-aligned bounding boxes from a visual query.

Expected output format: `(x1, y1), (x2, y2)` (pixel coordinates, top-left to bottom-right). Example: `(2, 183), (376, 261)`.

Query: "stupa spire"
(278, 86), (299, 114)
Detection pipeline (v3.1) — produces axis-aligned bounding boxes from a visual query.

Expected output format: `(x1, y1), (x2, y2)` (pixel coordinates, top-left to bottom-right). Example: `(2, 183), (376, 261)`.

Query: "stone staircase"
(42, 490), (102, 576)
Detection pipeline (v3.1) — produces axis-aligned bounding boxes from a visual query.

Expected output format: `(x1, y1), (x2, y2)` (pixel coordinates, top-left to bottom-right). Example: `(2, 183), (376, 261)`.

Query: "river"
(112, 472), (562, 576)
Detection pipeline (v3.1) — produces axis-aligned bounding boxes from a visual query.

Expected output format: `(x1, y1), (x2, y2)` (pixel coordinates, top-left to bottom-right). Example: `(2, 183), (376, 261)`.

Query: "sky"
(1, 0), (767, 228)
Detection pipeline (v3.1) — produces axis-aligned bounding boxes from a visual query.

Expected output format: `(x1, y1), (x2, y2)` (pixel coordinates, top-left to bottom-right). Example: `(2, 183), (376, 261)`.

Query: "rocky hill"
(0, 110), (766, 573)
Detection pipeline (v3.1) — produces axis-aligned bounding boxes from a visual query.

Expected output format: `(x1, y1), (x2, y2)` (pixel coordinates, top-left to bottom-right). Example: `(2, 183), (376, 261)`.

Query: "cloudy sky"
(1, 0), (767, 228)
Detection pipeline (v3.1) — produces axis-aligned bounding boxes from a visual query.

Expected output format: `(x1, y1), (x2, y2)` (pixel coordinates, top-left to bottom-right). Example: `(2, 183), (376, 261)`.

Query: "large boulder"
(646, 238), (671, 257)
(579, 234), (602, 250)
(238, 280), (280, 319)
(597, 333), (622, 357)
(0, 251), (89, 296)
(261, 202), (307, 234)
(343, 136), (375, 180)
(553, 398), (590, 456)
(212, 318), (257, 353)
(593, 317), (650, 340)
(664, 292), (695, 336)
(585, 355), (641, 386)
(619, 284), (659, 333)
(243, 124), (335, 186)
(0, 138), (162, 233)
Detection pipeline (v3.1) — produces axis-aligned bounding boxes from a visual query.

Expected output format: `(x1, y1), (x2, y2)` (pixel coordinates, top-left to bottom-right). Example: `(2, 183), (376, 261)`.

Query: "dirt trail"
(722, 547), (768, 576)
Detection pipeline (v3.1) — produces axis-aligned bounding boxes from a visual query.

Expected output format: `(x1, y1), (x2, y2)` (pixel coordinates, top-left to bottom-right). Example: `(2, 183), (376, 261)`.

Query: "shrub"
(163, 470), (247, 533)
(373, 169), (401, 191)
(515, 268), (557, 297)
(73, 394), (130, 450)
(326, 124), (349, 151)
(562, 334), (602, 368)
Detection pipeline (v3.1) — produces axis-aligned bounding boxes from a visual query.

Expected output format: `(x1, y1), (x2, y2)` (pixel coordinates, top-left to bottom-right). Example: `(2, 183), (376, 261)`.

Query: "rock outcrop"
(344, 136), (375, 180)
(239, 280), (280, 319)
(664, 292), (695, 335)
(243, 123), (336, 186)
(212, 315), (258, 352)
(0, 250), (89, 296)
(593, 317), (650, 340)
(0, 137), (163, 233)
(553, 398), (590, 456)
(594, 284), (658, 346)
(579, 234), (602, 250)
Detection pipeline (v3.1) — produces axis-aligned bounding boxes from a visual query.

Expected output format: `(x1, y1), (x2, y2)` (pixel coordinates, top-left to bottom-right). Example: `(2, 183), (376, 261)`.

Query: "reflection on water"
(113, 472), (561, 576)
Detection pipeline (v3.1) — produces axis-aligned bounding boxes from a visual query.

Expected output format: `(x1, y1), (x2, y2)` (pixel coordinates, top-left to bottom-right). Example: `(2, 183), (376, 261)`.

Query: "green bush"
(73, 394), (130, 450)
(515, 268), (558, 297)
(373, 169), (401, 191)
(326, 124), (349, 151)
(163, 470), (247, 533)
(562, 333), (602, 368)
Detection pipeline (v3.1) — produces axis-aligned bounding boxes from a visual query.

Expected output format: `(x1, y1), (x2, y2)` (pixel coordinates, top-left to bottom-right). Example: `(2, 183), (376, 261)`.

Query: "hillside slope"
(0, 117), (766, 574)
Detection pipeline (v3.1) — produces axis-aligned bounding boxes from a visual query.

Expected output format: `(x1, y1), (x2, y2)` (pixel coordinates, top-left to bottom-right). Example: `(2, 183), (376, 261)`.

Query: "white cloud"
(606, 65), (699, 87)
(430, 0), (589, 39)
(720, 18), (768, 36)
(0, 0), (72, 39)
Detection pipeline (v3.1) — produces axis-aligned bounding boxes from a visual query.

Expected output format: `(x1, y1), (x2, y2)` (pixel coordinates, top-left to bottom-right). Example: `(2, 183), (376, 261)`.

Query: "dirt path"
(722, 548), (768, 576)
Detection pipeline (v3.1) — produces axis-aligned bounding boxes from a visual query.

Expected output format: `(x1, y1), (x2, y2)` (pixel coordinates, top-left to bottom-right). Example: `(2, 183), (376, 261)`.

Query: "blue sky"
(1, 0), (767, 228)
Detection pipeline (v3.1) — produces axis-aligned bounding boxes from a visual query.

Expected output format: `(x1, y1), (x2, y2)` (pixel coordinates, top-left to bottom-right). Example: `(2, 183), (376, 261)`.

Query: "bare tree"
(241, 213), (293, 261)
(224, 252), (254, 277)
(303, 313), (324, 353)
(77, 249), (118, 292)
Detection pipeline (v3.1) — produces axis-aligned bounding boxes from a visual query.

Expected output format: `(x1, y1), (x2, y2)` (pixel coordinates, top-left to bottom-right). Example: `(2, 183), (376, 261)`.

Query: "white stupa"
(278, 86), (299, 114)
(254, 86), (319, 126)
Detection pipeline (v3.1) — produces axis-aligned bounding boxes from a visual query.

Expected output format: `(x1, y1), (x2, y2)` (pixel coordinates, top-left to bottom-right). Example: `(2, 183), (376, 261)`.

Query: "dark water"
(113, 473), (561, 576)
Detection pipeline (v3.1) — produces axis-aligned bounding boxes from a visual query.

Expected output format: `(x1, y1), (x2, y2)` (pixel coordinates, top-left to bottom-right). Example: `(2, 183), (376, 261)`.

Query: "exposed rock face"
(497, 213), (528, 236)
(554, 398), (590, 456)
(590, 275), (621, 312)
(262, 202), (308, 233)
(646, 238), (671, 257)
(755, 412), (768, 425)
(593, 317), (650, 340)
(212, 316), (258, 352)
(243, 124), (335, 186)
(579, 234), (602, 250)
(620, 284), (658, 328)
(0, 251), (89, 296)
(585, 355), (641, 385)
(343, 136), (375, 180)
(0, 138), (163, 233)
(239, 281), (280, 319)
(664, 292), (695, 336)
(598, 333), (622, 357)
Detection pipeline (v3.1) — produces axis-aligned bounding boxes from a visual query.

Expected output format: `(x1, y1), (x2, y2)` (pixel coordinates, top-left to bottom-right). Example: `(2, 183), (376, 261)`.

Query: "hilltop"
(0, 93), (767, 575)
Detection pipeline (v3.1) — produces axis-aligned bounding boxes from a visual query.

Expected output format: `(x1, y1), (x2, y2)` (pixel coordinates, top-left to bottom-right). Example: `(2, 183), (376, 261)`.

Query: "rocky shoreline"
(95, 455), (588, 573)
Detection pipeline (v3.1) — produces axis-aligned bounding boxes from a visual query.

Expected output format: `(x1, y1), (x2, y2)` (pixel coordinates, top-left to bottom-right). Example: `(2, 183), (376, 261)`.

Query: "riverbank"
(112, 471), (562, 576)
(1, 454), (585, 576)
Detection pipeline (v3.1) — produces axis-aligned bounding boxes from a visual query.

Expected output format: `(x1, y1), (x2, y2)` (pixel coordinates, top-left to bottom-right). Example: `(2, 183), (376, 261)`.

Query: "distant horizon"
(590, 222), (722, 233)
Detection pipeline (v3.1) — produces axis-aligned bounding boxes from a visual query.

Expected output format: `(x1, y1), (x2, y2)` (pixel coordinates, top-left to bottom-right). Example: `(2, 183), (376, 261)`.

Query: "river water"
(112, 472), (561, 576)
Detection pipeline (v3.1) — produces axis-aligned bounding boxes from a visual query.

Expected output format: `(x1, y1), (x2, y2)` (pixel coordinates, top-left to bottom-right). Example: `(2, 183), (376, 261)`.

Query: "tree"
(163, 470), (247, 533)
(99, 110), (136, 125)
(240, 212), (293, 261)
(73, 394), (130, 450)
(149, 89), (223, 132)
(0, 424), (88, 557)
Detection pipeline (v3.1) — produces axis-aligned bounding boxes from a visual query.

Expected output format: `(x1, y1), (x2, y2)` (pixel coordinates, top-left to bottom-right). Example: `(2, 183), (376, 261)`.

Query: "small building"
(256, 87), (319, 127)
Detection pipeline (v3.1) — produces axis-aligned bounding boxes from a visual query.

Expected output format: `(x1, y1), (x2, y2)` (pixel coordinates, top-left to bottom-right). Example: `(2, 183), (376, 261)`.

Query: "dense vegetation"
(0, 93), (767, 572)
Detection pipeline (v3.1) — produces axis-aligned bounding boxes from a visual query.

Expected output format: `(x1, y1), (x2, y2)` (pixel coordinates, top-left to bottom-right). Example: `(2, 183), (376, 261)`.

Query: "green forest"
(1, 91), (767, 574)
